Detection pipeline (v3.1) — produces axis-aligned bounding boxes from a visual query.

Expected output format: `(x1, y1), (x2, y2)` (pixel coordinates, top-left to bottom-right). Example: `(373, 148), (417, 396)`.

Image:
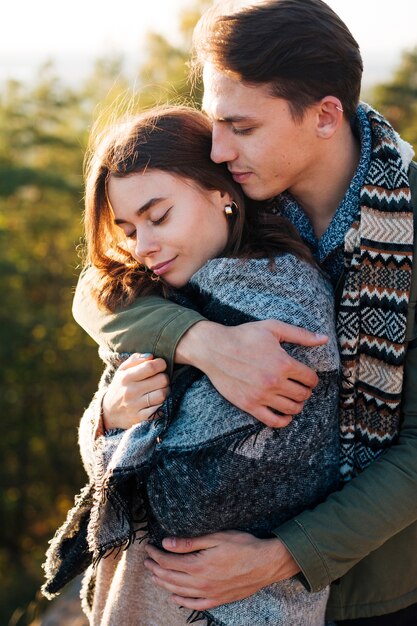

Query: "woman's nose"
(132, 231), (159, 261)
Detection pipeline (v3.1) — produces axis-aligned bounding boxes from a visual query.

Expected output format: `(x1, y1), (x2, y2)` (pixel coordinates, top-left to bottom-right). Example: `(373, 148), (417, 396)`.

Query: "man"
(73, 1), (417, 623)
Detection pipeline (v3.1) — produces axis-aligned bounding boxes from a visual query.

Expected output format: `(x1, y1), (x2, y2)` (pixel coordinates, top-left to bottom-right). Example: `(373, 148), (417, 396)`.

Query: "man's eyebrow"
(114, 197), (166, 224)
(201, 109), (256, 123)
(222, 115), (256, 123)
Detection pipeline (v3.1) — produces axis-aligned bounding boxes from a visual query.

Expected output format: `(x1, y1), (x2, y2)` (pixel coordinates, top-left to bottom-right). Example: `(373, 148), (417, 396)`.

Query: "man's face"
(202, 63), (320, 202)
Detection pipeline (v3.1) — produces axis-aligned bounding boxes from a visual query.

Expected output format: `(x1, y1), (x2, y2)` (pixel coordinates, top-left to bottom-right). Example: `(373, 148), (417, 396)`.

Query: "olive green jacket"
(72, 162), (417, 621)
(295, 161), (417, 620)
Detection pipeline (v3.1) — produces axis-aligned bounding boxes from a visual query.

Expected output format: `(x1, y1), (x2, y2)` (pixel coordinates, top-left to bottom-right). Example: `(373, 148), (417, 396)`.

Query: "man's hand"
(143, 531), (300, 611)
(176, 320), (328, 427)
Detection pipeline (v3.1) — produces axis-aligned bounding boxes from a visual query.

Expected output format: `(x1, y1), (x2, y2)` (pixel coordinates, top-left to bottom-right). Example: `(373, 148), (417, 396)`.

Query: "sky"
(2, 0), (417, 89)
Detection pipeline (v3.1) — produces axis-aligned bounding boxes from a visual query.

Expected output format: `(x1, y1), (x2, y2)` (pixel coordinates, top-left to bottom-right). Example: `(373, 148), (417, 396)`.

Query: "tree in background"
(137, 0), (210, 107)
(0, 3), (208, 625)
(372, 46), (417, 148)
(0, 65), (103, 625)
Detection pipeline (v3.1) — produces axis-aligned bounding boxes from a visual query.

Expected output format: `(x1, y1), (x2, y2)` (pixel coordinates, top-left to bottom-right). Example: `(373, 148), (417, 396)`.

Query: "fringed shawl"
(43, 255), (340, 626)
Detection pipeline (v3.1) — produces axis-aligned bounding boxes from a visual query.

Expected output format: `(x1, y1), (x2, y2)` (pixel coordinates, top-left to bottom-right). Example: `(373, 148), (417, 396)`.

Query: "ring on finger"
(146, 392), (151, 408)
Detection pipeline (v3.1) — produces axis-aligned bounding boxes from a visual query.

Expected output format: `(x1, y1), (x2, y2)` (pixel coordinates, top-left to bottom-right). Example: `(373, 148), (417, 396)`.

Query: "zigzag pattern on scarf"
(338, 106), (414, 482)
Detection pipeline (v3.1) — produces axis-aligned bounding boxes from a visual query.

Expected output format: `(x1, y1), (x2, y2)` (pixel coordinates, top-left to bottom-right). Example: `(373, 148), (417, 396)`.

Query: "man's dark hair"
(192, 0), (363, 121)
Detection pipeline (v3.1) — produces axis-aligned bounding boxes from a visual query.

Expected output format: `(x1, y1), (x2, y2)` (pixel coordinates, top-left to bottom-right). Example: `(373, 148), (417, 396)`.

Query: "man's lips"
(150, 256), (177, 276)
(229, 170), (252, 184)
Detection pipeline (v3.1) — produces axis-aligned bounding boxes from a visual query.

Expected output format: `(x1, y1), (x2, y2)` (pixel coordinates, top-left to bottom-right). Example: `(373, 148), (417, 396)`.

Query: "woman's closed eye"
(122, 206), (172, 238)
(150, 206), (172, 226)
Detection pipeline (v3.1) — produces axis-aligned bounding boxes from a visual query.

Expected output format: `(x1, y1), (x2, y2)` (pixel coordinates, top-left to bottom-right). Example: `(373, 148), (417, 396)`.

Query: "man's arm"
(142, 339), (417, 608)
(274, 336), (417, 591)
(73, 267), (328, 425)
(72, 266), (204, 376)
(176, 319), (327, 426)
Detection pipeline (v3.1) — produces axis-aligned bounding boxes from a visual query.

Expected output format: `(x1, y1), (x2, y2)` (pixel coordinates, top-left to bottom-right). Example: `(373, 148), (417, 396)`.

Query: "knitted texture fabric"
(337, 105), (414, 481)
(43, 255), (340, 626)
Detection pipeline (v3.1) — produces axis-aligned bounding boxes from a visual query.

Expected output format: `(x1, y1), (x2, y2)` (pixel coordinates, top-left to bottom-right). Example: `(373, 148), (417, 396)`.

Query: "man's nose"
(211, 125), (237, 164)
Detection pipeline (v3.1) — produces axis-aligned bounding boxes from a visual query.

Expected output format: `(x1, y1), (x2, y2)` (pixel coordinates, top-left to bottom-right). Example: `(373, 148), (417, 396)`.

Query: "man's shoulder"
(407, 161), (417, 230)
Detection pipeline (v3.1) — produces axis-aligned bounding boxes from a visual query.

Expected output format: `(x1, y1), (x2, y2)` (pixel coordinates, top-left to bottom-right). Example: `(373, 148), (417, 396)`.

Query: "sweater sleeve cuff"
(273, 518), (331, 592)
(153, 309), (204, 376)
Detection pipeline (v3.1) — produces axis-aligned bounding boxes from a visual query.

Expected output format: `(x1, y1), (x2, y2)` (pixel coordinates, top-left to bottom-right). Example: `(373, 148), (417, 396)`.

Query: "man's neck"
(292, 123), (361, 239)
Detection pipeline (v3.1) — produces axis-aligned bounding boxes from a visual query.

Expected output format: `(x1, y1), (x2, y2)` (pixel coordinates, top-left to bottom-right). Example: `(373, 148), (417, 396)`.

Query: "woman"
(42, 106), (340, 626)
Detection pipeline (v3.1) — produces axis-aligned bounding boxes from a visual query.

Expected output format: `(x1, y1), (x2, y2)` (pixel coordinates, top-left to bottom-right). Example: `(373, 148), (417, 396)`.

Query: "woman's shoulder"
(190, 254), (339, 372)
(191, 254), (331, 297)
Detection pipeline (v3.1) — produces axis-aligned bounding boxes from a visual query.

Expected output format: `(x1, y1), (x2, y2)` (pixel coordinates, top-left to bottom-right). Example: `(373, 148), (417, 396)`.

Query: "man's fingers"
(252, 407), (293, 429)
(285, 356), (319, 389)
(171, 595), (218, 611)
(272, 398), (305, 416)
(145, 559), (195, 589)
(144, 544), (197, 573)
(151, 575), (203, 598)
(161, 535), (219, 553)
(281, 379), (313, 403)
(264, 319), (328, 347)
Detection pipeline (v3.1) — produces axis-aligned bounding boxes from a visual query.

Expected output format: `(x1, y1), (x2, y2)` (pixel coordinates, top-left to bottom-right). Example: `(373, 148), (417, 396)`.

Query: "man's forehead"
(202, 63), (264, 121)
(202, 64), (233, 114)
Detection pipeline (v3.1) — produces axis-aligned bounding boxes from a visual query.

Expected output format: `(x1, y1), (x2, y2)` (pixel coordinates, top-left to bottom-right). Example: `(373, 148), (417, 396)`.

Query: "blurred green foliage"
(0, 3), (415, 623)
(372, 46), (417, 149)
(0, 64), (104, 625)
(0, 3), (208, 624)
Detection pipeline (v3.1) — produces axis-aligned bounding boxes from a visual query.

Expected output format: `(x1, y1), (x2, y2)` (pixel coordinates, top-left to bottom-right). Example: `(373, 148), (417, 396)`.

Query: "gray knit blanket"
(43, 255), (340, 626)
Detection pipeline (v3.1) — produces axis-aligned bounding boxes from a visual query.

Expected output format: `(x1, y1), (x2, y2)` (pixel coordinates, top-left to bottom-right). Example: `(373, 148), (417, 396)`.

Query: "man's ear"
(316, 96), (344, 139)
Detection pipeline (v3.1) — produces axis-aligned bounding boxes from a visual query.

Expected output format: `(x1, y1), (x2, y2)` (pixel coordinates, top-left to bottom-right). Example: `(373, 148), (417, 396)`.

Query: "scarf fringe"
(91, 524), (149, 568)
(186, 609), (220, 625)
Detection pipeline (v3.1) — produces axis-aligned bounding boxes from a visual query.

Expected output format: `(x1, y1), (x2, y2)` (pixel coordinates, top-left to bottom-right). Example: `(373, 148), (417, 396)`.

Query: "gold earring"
(224, 201), (238, 216)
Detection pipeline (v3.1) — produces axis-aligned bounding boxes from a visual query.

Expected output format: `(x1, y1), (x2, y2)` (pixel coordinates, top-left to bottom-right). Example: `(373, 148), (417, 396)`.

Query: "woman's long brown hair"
(83, 105), (315, 311)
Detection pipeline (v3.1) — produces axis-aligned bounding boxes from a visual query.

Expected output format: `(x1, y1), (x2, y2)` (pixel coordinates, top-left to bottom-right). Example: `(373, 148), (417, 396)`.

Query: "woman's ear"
(217, 189), (234, 209)
(220, 189), (232, 201)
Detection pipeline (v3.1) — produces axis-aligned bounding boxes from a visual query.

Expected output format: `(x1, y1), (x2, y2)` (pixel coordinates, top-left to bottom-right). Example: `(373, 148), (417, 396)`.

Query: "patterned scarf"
(338, 105), (414, 481)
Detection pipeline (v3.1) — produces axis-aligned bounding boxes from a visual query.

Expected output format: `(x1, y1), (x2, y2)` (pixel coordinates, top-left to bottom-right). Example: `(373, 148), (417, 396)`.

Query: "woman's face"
(107, 170), (230, 288)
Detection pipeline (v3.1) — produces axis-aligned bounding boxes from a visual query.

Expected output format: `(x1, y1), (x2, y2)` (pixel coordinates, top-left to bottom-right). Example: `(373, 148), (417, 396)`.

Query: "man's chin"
(241, 184), (273, 202)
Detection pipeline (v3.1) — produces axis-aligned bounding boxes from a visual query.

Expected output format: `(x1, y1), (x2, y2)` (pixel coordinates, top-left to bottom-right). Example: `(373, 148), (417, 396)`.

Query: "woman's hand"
(102, 353), (170, 431)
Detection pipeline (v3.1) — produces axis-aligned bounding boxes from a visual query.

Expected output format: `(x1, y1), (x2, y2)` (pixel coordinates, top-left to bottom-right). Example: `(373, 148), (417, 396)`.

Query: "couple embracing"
(43, 1), (417, 625)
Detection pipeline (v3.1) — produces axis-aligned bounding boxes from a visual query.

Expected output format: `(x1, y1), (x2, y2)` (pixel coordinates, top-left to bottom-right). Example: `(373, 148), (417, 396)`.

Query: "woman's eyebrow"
(114, 197), (166, 224)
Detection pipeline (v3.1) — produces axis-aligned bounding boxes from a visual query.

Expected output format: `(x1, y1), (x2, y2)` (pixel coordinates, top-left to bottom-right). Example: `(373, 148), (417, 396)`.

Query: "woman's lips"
(151, 256), (177, 276)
